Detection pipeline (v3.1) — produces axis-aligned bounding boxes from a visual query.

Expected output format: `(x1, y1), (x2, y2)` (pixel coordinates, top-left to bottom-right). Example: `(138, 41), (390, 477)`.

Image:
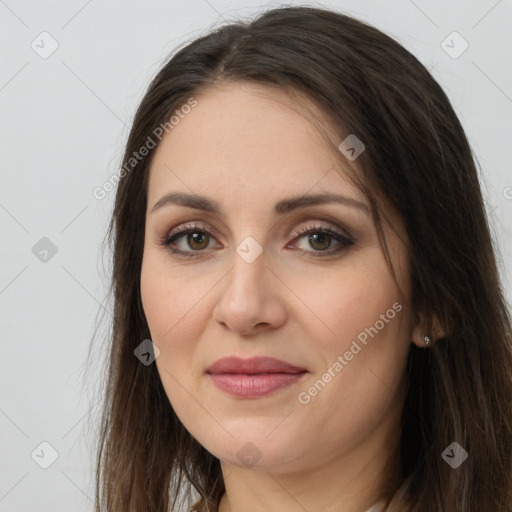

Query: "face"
(140, 82), (415, 474)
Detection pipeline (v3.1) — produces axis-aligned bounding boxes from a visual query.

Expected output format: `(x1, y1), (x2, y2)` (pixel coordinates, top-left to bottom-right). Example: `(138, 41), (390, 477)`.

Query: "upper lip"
(206, 356), (307, 374)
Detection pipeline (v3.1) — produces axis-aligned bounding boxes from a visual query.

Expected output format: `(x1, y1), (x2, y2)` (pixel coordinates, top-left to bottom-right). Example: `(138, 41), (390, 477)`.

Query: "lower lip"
(208, 372), (307, 397)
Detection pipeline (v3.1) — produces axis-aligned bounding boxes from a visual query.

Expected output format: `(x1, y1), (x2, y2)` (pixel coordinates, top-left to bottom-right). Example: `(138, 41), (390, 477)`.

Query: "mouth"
(205, 356), (308, 398)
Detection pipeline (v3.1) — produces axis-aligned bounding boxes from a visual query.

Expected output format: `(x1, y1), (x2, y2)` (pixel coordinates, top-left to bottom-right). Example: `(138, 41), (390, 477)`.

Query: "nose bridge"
(212, 233), (286, 334)
(227, 234), (268, 302)
(227, 205), (268, 279)
(225, 207), (283, 293)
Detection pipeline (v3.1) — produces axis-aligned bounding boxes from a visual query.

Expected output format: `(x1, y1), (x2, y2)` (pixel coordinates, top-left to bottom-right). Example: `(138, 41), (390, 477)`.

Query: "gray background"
(1, 0), (511, 510)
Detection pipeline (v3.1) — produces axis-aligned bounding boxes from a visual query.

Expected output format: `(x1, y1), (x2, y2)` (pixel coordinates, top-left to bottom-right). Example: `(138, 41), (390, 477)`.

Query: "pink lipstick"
(206, 356), (307, 398)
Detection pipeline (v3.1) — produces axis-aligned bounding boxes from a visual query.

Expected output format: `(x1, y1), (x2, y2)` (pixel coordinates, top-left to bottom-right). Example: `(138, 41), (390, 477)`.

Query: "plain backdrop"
(1, 0), (511, 510)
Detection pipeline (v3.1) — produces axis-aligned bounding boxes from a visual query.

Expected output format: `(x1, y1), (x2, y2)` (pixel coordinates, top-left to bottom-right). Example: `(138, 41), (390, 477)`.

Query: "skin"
(140, 82), (436, 512)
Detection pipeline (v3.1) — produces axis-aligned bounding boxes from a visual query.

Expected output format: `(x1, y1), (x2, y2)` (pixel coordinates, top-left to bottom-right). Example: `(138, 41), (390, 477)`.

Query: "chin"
(194, 427), (306, 472)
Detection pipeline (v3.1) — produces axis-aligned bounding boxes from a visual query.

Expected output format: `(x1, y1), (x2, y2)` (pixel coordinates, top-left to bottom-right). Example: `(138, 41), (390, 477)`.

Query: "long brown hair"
(89, 5), (512, 511)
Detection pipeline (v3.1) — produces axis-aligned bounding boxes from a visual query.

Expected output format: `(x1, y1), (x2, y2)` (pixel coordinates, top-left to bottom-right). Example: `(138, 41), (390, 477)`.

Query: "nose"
(212, 247), (287, 336)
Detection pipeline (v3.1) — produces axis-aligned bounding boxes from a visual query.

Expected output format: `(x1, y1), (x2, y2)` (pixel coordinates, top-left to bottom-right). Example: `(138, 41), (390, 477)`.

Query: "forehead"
(147, 82), (364, 207)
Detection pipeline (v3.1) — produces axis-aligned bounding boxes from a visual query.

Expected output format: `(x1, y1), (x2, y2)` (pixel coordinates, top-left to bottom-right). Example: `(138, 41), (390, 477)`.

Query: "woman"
(91, 5), (512, 511)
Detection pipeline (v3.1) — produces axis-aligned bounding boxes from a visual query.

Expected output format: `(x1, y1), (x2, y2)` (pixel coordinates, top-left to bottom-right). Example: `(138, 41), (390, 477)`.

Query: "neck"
(217, 421), (400, 512)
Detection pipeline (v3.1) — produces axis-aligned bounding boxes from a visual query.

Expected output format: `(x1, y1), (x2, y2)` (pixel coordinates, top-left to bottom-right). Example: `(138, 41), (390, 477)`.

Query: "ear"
(411, 315), (446, 348)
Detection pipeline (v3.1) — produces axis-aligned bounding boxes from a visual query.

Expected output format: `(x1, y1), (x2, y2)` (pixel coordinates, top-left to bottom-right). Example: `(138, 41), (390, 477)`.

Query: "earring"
(424, 335), (431, 346)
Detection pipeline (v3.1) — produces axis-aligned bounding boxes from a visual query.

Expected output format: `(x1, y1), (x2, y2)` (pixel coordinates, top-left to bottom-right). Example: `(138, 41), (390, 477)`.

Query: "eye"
(158, 222), (219, 258)
(158, 221), (354, 258)
(289, 223), (354, 258)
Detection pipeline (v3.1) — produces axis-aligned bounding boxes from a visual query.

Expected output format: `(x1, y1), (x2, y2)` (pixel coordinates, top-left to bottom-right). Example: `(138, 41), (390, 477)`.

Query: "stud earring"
(424, 335), (431, 346)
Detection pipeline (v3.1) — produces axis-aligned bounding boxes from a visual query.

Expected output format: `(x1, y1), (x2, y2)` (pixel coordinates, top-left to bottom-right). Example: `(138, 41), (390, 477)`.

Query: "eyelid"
(291, 220), (352, 241)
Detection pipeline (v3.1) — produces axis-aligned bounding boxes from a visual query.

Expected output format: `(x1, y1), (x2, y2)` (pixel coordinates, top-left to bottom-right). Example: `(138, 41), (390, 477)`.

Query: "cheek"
(140, 258), (171, 341)
(291, 255), (409, 415)
(289, 254), (402, 356)
(140, 254), (203, 412)
(293, 287), (409, 464)
(140, 250), (202, 343)
(140, 251), (213, 396)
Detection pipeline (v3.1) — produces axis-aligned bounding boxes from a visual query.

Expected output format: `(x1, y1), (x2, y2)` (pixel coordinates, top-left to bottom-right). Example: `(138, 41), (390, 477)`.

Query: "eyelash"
(157, 222), (354, 259)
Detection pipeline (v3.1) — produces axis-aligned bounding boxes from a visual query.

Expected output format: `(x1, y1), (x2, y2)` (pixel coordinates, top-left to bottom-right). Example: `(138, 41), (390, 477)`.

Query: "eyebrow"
(150, 191), (369, 216)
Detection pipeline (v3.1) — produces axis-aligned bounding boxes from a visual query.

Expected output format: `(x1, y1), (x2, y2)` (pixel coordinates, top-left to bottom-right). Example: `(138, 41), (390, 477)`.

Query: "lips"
(206, 356), (306, 375)
(206, 356), (307, 398)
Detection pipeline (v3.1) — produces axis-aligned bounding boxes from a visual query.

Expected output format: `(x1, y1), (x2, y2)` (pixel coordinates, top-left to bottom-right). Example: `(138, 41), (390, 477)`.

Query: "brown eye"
(158, 223), (219, 258)
(306, 232), (333, 251)
(185, 232), (210, 250)
(159, 222), (354, 259)
(291, 223), (354, 258)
